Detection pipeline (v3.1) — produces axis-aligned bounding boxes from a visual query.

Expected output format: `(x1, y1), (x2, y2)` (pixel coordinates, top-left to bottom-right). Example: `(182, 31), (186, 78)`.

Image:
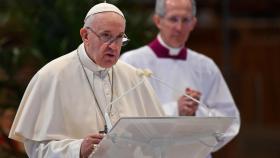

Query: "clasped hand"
(178, 88), (201, 116)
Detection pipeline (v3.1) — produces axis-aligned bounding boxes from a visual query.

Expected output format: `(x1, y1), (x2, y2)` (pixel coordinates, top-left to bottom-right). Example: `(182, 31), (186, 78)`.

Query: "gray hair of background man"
(155, 0), (197, 17)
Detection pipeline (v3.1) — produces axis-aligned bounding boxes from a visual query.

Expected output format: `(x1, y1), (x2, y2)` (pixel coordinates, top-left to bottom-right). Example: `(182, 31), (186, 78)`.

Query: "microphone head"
(137, 69), (153, 77)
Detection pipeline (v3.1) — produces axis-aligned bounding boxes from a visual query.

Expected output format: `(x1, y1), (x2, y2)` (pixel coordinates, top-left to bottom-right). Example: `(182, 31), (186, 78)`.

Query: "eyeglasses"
(85, 26), (129, 46)
(162, 15), (194, 26)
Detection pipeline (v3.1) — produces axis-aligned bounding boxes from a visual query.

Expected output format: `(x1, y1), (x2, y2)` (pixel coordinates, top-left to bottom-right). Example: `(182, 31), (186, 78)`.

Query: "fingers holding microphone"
(178, 88), (201, 116)
(80, 133), (105, 158)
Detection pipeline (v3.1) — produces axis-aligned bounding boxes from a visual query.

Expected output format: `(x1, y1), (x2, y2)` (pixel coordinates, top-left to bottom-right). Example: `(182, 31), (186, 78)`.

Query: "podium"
(91, 117), (233, 158)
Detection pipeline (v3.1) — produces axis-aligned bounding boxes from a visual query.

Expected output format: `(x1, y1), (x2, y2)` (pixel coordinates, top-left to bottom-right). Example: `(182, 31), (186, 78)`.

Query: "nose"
(174, 20), (184, 31)
(107, 40), (120, 50)
(107, 37), (122, 46)
(175, 22), (183, 31)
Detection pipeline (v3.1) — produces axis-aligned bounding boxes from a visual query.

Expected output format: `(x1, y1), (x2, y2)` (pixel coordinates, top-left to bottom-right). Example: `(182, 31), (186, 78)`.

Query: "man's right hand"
(80, 133), (105, 158)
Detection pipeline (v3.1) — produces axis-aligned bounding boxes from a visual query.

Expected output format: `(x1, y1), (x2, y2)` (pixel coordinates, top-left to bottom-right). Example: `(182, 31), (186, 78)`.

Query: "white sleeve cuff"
(69, 139), (83, 158)
(162, 101), (178, 116)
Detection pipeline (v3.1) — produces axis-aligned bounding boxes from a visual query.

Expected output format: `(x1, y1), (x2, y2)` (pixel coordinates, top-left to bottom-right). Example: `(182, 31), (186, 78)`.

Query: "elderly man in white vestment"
(9, 2), (164, 158)
(121, 0), (240, 157)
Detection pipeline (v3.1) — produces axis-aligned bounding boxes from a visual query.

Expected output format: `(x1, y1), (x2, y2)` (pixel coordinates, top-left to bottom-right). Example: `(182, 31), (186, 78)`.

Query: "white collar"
(157, 34), (183, 56)
(77, 43), (110, 77)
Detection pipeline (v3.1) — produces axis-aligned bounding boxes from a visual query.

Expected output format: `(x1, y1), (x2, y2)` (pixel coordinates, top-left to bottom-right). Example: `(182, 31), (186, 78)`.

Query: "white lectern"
(91, 117), (233, 158)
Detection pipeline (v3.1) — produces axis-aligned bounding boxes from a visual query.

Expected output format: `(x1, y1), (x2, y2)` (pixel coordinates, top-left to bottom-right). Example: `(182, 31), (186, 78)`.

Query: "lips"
(105, 53), (115, 58)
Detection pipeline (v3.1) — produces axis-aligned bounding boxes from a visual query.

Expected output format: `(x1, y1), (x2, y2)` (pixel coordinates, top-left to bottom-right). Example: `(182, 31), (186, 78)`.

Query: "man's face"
(154, 0), (197, 48)
(81, 12), (126, 68)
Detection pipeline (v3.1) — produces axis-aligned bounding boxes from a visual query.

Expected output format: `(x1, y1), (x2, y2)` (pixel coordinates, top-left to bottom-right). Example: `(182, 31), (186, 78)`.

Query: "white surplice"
(120, 35), (240, 153)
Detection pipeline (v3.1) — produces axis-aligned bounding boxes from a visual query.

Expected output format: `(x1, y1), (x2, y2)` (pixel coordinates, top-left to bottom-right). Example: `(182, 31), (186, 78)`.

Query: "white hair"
(83, 12), (126, 29)
(155, 0), (197, 17)
(83, 15), (95, 28)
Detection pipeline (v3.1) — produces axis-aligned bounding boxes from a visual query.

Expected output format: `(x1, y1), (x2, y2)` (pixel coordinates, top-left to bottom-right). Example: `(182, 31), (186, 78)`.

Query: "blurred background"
(0, 0), (279, 157)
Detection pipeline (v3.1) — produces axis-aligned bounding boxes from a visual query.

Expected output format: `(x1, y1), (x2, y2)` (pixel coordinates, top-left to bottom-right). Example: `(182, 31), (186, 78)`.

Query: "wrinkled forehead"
(91, 12), (126, 33)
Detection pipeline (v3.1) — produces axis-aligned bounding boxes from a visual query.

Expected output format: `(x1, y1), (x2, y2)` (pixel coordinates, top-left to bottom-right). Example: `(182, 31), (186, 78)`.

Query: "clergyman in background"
(121, 0), (240, 157)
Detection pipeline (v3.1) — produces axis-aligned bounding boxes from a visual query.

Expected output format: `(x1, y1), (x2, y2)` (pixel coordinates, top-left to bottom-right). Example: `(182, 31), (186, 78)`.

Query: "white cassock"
(9, 43), (164, 158)
(120, 35), (240, 155)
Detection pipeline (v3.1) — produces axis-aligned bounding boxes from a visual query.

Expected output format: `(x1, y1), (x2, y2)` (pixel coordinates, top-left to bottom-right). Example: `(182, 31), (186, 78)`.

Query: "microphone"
(104, 68), (213, 133)
(104, 69), (151, 132)
(139, 69), (214, 117)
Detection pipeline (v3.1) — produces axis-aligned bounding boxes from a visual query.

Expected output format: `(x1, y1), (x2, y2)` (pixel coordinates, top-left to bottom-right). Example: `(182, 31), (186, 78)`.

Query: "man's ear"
(190, 17), (197, 31)
(153, 15), (162, 30)
(80, 28), (88, 43)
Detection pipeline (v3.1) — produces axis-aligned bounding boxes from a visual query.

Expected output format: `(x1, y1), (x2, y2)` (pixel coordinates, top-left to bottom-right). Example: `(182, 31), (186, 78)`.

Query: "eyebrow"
(100, 30), (125, 36)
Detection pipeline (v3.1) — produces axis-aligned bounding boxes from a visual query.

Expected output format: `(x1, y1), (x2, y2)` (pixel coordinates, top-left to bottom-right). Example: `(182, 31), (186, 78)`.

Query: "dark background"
(1, 0), (280, 157)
